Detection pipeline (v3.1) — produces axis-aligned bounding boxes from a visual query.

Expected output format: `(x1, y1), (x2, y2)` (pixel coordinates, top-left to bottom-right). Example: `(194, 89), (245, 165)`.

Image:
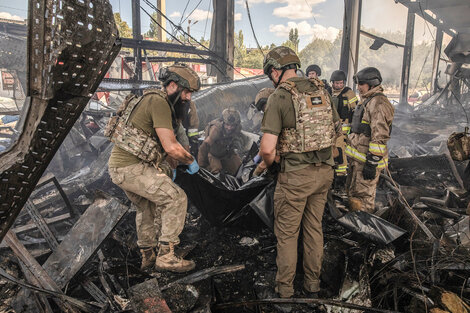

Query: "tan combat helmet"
(160, 63), (201, 92)
(222, 107), (241, 126)
(254, 87), (275, 111)
(263, 46), (301, 76)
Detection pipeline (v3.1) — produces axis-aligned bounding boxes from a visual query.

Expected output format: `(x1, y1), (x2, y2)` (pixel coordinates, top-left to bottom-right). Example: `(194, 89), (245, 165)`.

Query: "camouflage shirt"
(108, 93), (173, 168)
(261, 77), (340, 172)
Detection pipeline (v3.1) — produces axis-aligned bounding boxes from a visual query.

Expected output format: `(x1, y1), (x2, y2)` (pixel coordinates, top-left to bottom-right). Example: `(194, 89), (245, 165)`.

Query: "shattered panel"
(0, 0), (120, 242)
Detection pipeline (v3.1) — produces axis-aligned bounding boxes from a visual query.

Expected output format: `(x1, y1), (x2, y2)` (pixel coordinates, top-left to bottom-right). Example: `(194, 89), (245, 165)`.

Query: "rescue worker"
(260, 46), (341, 300)
(306, 64), (332, 95)
(345, 67), (394, 212)
(330, 70), (358, 177)
(198, 108), (244, 175)
(107, 63), (201, 272)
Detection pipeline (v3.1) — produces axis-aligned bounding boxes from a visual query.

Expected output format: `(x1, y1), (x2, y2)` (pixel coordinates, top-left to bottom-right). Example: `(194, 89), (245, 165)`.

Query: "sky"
(0, 0), (442, 50)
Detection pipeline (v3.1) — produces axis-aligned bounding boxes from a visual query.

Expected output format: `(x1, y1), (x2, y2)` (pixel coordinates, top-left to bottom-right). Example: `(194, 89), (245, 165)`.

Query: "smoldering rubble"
(1, 87), (470, 313)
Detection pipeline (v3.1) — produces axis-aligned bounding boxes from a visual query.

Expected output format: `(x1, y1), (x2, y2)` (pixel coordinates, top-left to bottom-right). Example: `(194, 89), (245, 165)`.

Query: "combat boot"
(140, 248), (156, 270)
(155, 242), (195, 273)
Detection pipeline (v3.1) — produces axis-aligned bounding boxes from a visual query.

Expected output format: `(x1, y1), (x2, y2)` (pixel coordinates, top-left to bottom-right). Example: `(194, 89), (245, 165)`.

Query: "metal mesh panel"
(0, 0), (121, 241)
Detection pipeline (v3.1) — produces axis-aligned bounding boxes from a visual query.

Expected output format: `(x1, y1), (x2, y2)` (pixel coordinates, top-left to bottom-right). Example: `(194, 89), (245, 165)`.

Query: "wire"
(141, 0), (248, 79)
(180, 0), (192, 25)
(245, 0), (265, 57)
(139, 5), (229, 79)
(203, 0), (211, 39)
(411, 45), (432, 95)
(182, 0), (204, 24)
(0, 5), (27, 12)
(417, 2), (436, 43)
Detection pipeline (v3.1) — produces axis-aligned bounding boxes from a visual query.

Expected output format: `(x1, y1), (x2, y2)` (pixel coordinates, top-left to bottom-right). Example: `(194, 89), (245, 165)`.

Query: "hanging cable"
(203, 0), (211, 39)
(181, 0), (204, 24)
(139, 5), (229, 79)
(245, 0), (265, 57)
(411, 45), (432, 95)
(180, 0), (192, 25)
(141, 0), (248, 79)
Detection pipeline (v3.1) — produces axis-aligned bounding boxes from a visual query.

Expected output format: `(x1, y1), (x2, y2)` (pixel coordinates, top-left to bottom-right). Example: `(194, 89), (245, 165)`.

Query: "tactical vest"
(276, 79), (335, 155)
(104, 90), (168, 166)
(350, 93), (383, 137)
(333, 87), (353, 121)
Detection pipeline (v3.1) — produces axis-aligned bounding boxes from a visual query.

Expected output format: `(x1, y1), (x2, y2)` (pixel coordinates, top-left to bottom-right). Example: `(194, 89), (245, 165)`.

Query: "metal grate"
(0, 0), (121, 242)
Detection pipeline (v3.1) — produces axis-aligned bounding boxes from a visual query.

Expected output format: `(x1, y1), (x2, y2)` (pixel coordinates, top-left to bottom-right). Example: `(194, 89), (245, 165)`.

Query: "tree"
(145, 12), (160, 39)
(114, 13), (132, 38)
(288, 28), (299, 53)
(234, 30), (247, 67)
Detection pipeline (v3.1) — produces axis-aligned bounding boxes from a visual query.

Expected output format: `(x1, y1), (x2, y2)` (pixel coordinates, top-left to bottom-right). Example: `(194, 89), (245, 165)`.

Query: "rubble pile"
(1, 107), (470, 313)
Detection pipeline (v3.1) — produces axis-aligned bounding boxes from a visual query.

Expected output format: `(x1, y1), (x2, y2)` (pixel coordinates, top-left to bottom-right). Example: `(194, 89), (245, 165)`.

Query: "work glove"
(186, 159), (200, 175)
(362, 153), (381, 180)
(267, 162), (281, 176)
(253, 154), (262, 164)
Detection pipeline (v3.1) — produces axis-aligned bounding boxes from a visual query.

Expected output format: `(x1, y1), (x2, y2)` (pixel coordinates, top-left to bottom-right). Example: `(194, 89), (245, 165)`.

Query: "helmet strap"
(273, 68), (287, 88)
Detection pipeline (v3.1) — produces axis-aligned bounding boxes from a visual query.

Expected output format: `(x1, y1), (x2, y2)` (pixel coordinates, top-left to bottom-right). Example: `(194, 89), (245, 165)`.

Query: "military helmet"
(353, 67), (382, 87)
(330, 70), (347, 82)
(254, 88), (275, 111)
(159, 63), (201, 92)
(263, 46), (301, 76)
(306, 64), (321, 77)
(222, 107), (241, 126)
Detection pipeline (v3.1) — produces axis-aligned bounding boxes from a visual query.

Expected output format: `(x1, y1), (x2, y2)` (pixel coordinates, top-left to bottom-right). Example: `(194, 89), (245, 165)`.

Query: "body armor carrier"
(350, 93), (382, 137)
(276, 79), (335, 154)
(104, 90), (168, 166)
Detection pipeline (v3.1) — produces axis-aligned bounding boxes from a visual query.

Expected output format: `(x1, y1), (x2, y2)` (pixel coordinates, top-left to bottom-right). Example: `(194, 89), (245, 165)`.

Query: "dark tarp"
(176, 167), (406, 244)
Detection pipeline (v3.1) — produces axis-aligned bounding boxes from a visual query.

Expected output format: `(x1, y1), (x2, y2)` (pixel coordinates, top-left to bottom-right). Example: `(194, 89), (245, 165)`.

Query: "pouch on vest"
(105, 91), (167, 165)
(276, 80), (335, 154)
(350, 93), (382, 136)
(448, 128), (470, 161)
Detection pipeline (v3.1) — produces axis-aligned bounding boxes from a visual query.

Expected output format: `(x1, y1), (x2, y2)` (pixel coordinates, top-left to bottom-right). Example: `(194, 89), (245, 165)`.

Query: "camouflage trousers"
(346, 158), (382, 212)
(207, 152), (241, 176)
(274, 163), (334, 298)
(109, 162), (187, 248)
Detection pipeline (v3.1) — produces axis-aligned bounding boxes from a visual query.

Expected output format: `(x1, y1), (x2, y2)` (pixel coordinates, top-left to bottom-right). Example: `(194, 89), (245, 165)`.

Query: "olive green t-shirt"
(108, 93), (173, 168)
(261, 77), (339, 172)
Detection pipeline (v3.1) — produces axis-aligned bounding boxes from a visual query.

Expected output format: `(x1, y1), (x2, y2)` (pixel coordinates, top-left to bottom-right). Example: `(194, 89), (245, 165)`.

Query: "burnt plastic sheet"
(175, 168), (272, 230)
(327, 194), (406, 245)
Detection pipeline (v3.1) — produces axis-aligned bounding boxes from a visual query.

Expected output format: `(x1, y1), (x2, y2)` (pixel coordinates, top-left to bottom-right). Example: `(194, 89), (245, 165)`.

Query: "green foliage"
(145, 12), (160, 39)
(288, 28), (299, 53)
(114, 13), (132, 39)
(234, 30), (265, 69)
(298, 28), (433, 88)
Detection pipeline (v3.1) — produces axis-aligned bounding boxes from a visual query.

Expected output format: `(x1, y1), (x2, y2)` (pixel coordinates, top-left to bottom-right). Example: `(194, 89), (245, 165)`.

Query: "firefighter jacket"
(346, 85), (394, 169)
(331, 87), (358, 134)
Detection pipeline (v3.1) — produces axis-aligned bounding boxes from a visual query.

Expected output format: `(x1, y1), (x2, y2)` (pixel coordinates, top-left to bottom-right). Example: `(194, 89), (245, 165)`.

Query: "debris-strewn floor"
(2, 99), (470, 312)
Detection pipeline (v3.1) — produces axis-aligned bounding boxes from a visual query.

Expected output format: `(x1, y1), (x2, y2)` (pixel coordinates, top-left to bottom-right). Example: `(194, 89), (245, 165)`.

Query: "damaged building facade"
(0, 0), (470, 312)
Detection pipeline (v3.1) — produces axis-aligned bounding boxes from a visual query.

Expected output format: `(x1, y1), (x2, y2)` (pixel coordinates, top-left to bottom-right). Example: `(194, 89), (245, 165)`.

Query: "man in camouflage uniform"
(330, 70), (358, 177)
(306, 64), (332, 95)
(260, 46), (341, 299)
(107, 64), (201, 272)
(346, 67), (394, 212)
(198, 108), (244, 175)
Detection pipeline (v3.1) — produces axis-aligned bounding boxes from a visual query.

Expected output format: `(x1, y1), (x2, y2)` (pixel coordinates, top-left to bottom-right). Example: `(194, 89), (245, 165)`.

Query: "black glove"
(267, 162), (281, 176)
(362, 153), (382, 180)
